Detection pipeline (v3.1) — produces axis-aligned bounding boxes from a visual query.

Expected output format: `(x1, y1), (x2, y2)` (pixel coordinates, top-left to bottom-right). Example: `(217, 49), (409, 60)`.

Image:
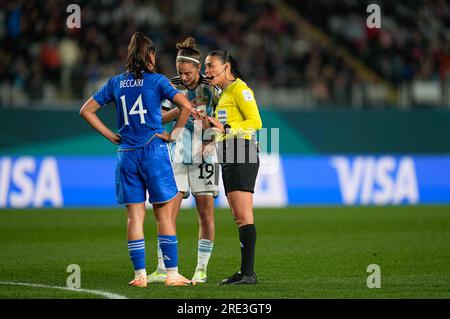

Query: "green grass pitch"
(0, 206), (449, 299)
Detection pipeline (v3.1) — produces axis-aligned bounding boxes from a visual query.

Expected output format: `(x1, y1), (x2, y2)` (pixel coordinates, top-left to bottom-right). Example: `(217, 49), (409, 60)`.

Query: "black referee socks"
(239, 224), (257, 276)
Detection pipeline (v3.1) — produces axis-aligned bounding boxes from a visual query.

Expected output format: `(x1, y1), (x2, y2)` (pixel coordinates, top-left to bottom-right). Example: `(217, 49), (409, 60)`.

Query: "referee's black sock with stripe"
(239, 224), (256, 276)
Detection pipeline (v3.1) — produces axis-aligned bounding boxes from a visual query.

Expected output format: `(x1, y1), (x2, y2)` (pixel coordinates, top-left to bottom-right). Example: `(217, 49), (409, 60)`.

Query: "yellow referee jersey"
(214, 78), (262, 141)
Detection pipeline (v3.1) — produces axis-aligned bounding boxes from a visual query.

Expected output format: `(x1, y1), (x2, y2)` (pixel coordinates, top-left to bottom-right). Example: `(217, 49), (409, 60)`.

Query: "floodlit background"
(0, 0), (449, 299)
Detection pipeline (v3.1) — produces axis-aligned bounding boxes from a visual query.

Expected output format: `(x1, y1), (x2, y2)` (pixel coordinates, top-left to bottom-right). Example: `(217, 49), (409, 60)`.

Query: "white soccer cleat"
(146, 270), (167, 283)
(192, 269), (207, 284)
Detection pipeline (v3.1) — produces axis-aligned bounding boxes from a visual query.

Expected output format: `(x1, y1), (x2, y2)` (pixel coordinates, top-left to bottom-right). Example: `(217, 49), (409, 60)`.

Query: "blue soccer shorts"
(115, 136), (178, 205)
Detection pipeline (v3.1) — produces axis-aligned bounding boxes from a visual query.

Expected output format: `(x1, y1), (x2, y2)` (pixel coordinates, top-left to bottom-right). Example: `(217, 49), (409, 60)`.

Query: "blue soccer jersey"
(93, 71), (179, 150)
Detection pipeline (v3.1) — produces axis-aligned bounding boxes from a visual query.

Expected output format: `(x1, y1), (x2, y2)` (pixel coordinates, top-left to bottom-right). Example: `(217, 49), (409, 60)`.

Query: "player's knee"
(127, 217), (144, 230)
(198, 211), (214, 224)
(157, 212), (175, 226)
(127, 212), (145, 223)
(233, 212), (253, 226)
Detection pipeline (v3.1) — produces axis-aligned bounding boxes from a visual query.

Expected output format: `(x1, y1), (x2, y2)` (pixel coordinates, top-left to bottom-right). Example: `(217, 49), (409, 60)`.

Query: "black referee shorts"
(218, 138), (260, 195)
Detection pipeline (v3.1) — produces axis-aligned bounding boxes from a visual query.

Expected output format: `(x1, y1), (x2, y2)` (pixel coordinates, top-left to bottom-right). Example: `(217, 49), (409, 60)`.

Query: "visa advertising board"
(0, 155), (449, 208)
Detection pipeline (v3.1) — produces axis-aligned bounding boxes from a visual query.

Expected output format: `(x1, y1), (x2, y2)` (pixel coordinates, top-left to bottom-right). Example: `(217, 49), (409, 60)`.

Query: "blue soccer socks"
(158, 235), (178, 272)
(128, 239), (146, 277)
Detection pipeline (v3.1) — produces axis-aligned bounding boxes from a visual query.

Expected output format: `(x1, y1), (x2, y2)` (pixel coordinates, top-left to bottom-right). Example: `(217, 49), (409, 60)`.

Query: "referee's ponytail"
(207, 50), (243, 80)
(125, 32), (156, 79)
(227, 54), (243, 80)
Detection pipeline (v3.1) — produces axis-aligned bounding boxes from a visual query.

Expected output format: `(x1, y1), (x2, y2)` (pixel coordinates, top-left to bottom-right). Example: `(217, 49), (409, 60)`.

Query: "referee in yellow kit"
(204, 50), (262, 285)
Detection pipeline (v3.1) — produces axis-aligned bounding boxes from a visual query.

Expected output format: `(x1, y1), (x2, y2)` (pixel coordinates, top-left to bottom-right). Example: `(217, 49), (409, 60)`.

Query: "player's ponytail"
(176, 37), (201, 66)
(125, 32), (156, 79)
(207, 50), (243, 80)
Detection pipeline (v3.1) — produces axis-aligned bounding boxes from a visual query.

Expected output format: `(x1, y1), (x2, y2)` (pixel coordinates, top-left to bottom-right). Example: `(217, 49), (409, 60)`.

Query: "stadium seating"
(1, 0), (449, 108)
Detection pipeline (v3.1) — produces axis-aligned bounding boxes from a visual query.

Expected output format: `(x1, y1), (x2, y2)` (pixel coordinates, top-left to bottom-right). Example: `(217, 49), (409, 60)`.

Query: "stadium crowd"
(295, 0), (450, 84)
(1, 0), (449, 107)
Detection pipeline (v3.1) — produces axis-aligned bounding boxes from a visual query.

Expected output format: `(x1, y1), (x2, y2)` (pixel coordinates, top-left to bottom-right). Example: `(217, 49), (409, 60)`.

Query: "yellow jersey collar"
(223, 78), (241, 92)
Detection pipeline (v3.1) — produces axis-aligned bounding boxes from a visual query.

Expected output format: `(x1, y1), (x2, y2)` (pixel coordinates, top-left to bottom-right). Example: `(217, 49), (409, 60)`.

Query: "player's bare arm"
(79, 97), (121, 145)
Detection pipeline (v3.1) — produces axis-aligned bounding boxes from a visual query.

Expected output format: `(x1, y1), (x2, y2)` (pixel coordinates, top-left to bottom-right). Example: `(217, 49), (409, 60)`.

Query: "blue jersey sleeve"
(158, 76), (179, 102)
(92, 78), (115, 106)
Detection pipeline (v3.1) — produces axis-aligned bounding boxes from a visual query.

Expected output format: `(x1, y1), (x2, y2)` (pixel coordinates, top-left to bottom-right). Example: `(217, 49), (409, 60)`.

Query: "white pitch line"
(0, 281), (128, 299)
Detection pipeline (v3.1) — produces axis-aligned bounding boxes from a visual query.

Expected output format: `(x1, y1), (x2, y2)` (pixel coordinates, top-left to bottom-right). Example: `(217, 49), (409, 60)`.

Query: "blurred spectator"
(0, 0), (449, 108)
(6, 3), (21, 39)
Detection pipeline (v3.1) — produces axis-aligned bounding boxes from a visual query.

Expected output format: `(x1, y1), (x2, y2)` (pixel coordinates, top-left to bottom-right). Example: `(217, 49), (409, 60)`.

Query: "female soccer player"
(147, 37), (219, 284)
(79, 32), (194, 287)
(204, 50), (262, 285)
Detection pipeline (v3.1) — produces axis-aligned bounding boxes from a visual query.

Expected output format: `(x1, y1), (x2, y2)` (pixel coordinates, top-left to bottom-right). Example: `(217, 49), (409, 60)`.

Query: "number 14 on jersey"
(120, 94), (147, 125)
